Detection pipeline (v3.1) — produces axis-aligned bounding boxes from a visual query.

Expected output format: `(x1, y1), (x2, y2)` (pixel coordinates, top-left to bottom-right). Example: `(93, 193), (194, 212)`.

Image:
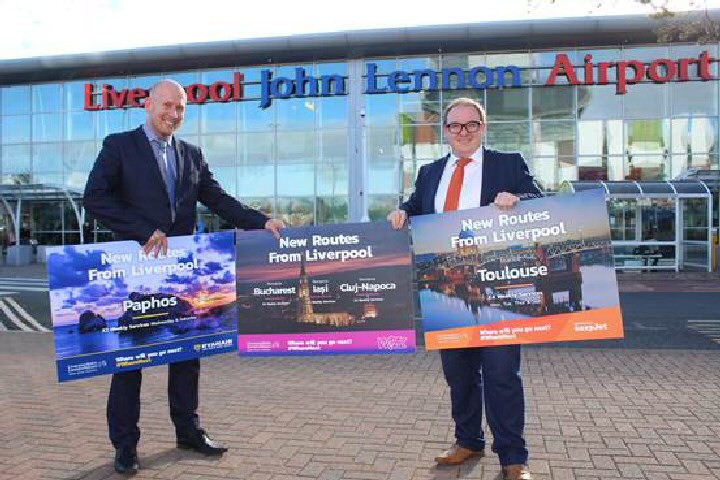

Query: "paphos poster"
(236, 222), (415, 355)
(48, 231), (237, 382)
(410, 189), (624, 349)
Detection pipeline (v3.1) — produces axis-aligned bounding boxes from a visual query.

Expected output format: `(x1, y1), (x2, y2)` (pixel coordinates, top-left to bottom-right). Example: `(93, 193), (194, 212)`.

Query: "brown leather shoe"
(502, 464), (533, 480)
(435, 443), (484, 465)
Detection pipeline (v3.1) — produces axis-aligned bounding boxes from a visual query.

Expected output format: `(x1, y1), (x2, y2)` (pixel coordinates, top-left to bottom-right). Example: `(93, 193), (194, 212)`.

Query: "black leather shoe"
(114, 448), (139, 475)
(177, 429), (228, 456)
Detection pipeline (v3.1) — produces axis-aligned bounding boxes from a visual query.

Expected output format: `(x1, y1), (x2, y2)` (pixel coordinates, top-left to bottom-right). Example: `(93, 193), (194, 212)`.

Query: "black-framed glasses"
(446, 121), (483, 134)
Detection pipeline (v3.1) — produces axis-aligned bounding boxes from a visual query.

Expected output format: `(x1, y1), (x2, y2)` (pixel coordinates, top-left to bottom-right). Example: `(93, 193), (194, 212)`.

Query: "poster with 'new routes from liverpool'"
(236, 222), (415, 356)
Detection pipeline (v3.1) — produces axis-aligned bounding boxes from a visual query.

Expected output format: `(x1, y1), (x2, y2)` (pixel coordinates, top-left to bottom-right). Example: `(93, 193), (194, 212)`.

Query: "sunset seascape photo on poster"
(48, 231), (238, 382)
(236, 222), (415, 355)
(410, 189), (624, 349)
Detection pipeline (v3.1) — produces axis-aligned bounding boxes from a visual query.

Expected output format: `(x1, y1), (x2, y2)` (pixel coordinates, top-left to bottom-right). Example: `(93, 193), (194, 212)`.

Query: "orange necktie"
(443, 157), (472, 212)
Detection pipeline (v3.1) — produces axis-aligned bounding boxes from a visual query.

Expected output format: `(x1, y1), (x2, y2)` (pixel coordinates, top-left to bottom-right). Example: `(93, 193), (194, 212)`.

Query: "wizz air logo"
(377, 335), (408, 350)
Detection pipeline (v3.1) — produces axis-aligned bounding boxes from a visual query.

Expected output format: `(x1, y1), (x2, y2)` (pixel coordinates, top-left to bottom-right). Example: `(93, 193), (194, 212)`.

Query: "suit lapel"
(426, 154), (449, 214)
(481, 147), (492, 206)
(132, 127), (167, 191)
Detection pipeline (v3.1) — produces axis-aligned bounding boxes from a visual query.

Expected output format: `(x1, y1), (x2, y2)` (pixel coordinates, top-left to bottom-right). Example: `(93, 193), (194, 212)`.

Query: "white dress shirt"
(434, 149), (483, 213)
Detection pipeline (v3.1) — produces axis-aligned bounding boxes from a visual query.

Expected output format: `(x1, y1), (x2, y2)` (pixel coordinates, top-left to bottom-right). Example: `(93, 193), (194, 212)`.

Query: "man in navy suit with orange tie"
(388, 98), (541, 480)
(84, 80), (283, 475)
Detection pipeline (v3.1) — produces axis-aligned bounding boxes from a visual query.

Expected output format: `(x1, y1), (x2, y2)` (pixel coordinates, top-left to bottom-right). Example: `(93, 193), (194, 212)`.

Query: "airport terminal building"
(0, 12), (718, 270)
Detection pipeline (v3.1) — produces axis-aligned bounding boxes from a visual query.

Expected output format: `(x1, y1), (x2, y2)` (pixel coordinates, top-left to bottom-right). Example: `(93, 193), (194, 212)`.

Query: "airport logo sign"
(84, 51), (715, 111)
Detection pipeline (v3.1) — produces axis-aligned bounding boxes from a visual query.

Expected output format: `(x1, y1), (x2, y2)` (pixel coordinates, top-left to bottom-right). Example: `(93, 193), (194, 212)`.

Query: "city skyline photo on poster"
(236, 222), (416, 355)
(410, 189), (624, 349)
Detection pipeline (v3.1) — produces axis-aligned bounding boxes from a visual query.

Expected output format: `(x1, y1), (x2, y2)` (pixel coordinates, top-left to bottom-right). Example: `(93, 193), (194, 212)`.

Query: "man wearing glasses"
(387, 97), (541, 480)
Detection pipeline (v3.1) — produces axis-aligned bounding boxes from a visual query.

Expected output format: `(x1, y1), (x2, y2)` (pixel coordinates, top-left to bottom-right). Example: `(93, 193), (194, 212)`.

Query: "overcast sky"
(0, 0), (716, 60)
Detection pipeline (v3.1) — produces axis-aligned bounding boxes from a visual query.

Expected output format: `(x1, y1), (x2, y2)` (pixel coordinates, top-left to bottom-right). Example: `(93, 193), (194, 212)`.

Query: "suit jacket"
(401, 147), (543, 217)
(84, 126), (268, 242)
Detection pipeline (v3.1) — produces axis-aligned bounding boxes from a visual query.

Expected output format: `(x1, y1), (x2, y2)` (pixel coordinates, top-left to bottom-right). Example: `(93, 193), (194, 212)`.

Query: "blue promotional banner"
(48, 231), (237, 382)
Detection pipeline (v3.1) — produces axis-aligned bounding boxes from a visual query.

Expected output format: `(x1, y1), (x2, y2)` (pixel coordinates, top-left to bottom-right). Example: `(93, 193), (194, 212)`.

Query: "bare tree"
(528, 0), (720, 42)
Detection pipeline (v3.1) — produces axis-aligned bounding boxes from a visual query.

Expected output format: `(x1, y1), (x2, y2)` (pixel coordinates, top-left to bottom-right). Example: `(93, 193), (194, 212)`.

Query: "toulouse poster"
(48, 231), (237, 382)
(410, 189), (624, 349)
(236, 222), (415, 355)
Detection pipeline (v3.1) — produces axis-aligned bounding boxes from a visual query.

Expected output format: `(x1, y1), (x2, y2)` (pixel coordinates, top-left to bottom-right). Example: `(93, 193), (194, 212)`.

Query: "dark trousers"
(107, 359), (201, 450)
(440, 345), (527, 466)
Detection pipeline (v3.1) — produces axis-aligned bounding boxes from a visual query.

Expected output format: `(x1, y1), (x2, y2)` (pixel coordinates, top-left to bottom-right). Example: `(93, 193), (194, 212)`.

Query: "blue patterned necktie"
(154, 139), (175, 210)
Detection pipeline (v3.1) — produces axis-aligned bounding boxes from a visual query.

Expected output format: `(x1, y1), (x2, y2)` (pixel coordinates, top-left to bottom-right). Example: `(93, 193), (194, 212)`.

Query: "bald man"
(84, 80), (283, 474)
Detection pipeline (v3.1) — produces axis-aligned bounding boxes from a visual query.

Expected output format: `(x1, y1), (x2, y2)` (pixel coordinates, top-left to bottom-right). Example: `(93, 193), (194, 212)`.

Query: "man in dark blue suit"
(388, 98), (541, 480)
(84, 80), (283, 475)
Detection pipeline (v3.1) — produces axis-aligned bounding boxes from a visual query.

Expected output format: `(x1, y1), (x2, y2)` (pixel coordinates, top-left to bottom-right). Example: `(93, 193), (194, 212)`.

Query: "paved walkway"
(1, 332), (719, 480)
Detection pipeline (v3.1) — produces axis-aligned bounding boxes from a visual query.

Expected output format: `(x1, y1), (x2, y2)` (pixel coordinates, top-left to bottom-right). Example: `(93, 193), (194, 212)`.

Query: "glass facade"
(1, 42), (719, 258)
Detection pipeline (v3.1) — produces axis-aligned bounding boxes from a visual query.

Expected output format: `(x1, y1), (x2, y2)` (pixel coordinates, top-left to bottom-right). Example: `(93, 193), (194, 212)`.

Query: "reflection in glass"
(671, 117), (717, 154)
(66, 112), (95, 141)
(320, 130), (348, 161)
(178, 105), (199, 136)
(486, 122), (530, 159)
(33, 113), (62, 142)
(367, 128), (399, 163)
(318, 96), (348, 128)
(240, 101), (273, 132)
(400, 114), (441, 160)
(608, 199), (637, 241)
(64, 141), (97, 172)
(64, 82), (89, 111)
(32, 84), (61, 112)
(276, 97), (315, 130)
(210, 167), (237, 197)
(486, 88), (528, 120)
(277, 196), (314, 226)
(577, 84), (622, 119)
(2, 86), (31, 115)
(533, 121), (575, 157)
(238, 132), (274, 165)
(532, 85), (574, 119)
(577, 157), (607, 181)
(671, 81), (718, 117)
(626, 119), (670, 155)
(623, 45), (669, 63)
(277, 163), (315, 195)
(316, 196), (348, 224)
(640, 198), (675, 241)
(201, 134), (236, 167)
(277, 130), (316, 163)
(368, 194), (400, 222)
(624, 83), (668, 119)
(98, 110), (126, 137)
(201, 102), (236, 133)
(578, 119), (623, 156)
(369, 160), (400, 195)
(2, 144), (31, 173)
(317, 159), (348, 196)
(366, 94), (398, 126)
(33, 143), (63, 173)
(238, 164), (274, 197)
(2, 115), (31, 143)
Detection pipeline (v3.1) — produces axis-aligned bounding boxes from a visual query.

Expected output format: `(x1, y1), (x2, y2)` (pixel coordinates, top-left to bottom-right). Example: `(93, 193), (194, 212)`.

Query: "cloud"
(47, 247), (110, 289)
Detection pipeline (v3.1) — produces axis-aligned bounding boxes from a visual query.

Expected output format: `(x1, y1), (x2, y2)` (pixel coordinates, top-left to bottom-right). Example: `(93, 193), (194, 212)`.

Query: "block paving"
(1, 331), (719, 479)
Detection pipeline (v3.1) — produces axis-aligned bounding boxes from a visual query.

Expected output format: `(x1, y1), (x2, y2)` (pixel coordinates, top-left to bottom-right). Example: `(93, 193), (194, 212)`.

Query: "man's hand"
(264, 218), (284, 239)
(387, 209), (407, 229)
(143, 229), (168, 257)
(493, 192), (521, 210)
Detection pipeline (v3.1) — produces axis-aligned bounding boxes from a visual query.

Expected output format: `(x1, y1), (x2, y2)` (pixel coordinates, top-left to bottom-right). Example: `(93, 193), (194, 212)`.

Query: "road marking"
(687, 319), (720, 344)
(0, 299), (32, 331)
(3, 297), (48, 332)
(0, 278), (49, 295)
